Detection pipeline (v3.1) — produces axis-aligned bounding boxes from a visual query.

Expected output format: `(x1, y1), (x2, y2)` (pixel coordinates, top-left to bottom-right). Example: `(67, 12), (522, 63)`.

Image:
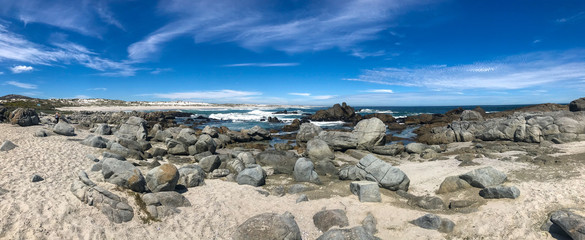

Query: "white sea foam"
(209, 109), (301, 122)
(357, 109), (394, 114)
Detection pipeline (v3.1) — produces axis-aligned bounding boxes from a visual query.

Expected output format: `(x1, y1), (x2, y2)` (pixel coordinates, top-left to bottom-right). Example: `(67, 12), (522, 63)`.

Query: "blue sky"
(0, 0), (584, 106)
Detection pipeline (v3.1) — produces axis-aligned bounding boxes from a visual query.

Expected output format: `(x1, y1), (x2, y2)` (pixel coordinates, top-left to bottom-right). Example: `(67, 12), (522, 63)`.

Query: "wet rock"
(146, 164), (179, 192)
(350, 181), (381, 202)
(313, 209), (350, 232)
(479, 186), (520, 199)
(232, 212), (302, 240)
(459, 166), (507, 188)
(411, 214), (455, 233)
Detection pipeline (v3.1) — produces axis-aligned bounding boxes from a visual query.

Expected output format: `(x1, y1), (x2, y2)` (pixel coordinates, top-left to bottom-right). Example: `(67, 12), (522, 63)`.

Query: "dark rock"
(199, 155), (221, 173)
(310, 102), (360, 122)
(283, 119), (301, 132)
(411, 214), (455, 233)
(0, 140), (17, 151)
(549, 209), (585, 240)
(313, 209), (350, 232)
(479, 186), (520, 199)
(569, 97), (585, 112)
(31, 174), (44, 182)
(232, 212), (302, 240)
(9, 108), (39, 126)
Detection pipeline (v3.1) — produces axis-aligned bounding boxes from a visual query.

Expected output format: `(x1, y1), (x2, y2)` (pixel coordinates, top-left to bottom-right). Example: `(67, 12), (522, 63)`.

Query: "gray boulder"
(81, 135), (109, 148)
(154, 129), (173, 142)
(237, 152), (256, 166)
(199, 155), (221, 173)
(313, 209), (350, 232)
(109, 142), (142, 160)
(479, 186), (520, 199)
(437, 176), (472, 194)
(115, 116), (148, 141)
(177, 165), (206, 187)
(227, 158), (245, 174)
(176, 128), (198, 145)
(193, 134), (217, 154)
(353, 118), (386, 150)
(407, 196), (445, 210)
(166, 139), (188, 155)
(307, 139), (335, 161)
(459, 166), (507, 188)
(411, 214), (455, 233)
(103, 151), (125, 161)
(460, 110), (484, 121)
(256, 150), (298, 174)
(248, 125), (271, 140)
(9, 108), (39, 126)
(95, 124), (112, 135)
(232, 212), (302, 240)
(236, 164), (266, 187)
(569, 97), (585, 112)
(142, 191), (191, 219)
(372, 144), (404, 156)
(405, 143), (428, 154)
(0, 140), (17, 151)
(293, 158), (321, 184)
(146, 164), (179, 192)
(296, 123), (322, 143)
(318, 131), (358, 151)
(549, 209), (585, 240)
(101, 158), (146, 192)
(202, 126), (219, 138)
(350, 181), (381, 202)
(53, 121), (75, 136)
(339, 155), (410, 191)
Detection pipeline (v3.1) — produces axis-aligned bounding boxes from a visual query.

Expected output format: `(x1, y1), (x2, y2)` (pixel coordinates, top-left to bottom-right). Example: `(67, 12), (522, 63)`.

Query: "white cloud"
(223, 63), (299, 67)
(128, 0), (425, 61)
(150, 68), (173, 74)
(87, 88), (107, 91)
(289, 93), (311, 96)
(145, 89), (262, 100)
(6, 80), (37, 89)
(346, 50), (585, 90)
(0, 71), (3, 75)
(364, 89), (394, 94)
(350, 50), (386, 59)
(0, 23), (137, 76)
(10, 65), (34, 73)
(312, 95), (336, 100)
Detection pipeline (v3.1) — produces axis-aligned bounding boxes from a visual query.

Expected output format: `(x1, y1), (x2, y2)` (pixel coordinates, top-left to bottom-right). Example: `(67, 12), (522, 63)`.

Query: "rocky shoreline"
(1, 99), (585, 239)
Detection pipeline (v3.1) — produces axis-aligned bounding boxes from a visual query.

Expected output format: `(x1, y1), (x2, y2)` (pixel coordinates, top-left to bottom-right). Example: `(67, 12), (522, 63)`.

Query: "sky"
(0, 0), (584, 106)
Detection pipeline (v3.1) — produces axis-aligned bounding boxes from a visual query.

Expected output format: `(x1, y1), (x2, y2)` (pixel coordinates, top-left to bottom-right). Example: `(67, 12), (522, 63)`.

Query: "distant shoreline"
(57, 104), (314, 112)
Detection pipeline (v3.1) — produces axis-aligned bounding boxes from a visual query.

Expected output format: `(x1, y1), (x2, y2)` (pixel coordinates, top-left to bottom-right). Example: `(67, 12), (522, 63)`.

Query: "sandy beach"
(1, 123), (584, 239)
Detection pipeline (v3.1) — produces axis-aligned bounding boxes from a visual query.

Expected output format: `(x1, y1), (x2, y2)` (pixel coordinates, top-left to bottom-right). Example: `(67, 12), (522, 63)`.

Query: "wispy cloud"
(144, 89), (262, 100)
(346, 50), (585, 90)
(313, 95), (337, 100)
(150, 68), (173, 74)
(0, 71), (4, 75)
(0, 22), (137, 76)
(350, 50), (386, 59)
(556, 11), (585, 23)
(6, 80), (37, 89)
(363, 89), (394, 93)
(223, 63), (299, 67)
(288, 92), (337, 100)
(289, 93), (311, 96)
(87, 87), (107, 91)
(128, 0), (424, 61)
(10, 65), (34, 73)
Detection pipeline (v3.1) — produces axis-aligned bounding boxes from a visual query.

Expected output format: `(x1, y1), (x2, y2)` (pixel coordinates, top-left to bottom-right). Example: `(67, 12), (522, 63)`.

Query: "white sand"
(1, 123), (584, 239)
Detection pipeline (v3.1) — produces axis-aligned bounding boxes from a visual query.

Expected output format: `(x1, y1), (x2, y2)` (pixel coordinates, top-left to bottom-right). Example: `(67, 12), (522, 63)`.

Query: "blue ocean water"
(178, 104), (532, 131)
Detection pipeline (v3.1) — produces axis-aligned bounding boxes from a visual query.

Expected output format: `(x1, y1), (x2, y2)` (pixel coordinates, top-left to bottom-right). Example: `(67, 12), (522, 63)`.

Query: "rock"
(177, 165), (206, 187)
(339, 155), (410, 191)
(9, 108), (39, 126)
(274, 143), (293, 151)
(405, 143), (428, 154)
(310, 102), (360, 122)
(318, 131), (359, 151)
(232, 212), (302, 240)
(307, 139), (335, 161)
(236, 164), (266, 186)
(296, 194), (309, 203)
(103, 152), (125, 161)
(449, 200), (477, 209)
(33, 129), (48, 137)
(95, 124), (112, 135)
(316, 226), (378, 240)
(101, 158), (146, 192)
(296, 123), (323, 143)
(154, 129), (173, 142)
(81, 135), (109, 148)
(293, 158), (321, 184)
(256, 150), (298, 174)
(248, 125), (271, 139)
(149, 147), (167, 157)
(71, 173), (134, 223)
(227, 158), (245, 174)
(350, 181), (381, 202)
(146, 164), (179, 192)
(118, 138), (147, 152)
(569, 97), (585, 112)
(288, 184), (312, 194)
(313, 209), (350, 232)
(353, 118), (386, 150)
(109, 142), (142, 160)
(115, 116), (148, 141)
(202, 126), (219, 137)
(31, 174), (44, 182)
(0, 140), (17, 151)
(460, 110), (484, 121)
(166, 139), (188, 155)
(371, 144), (404, 156)
(53, 121), (75, 136)
(479, 186), (520, 199)
(437, 176), (472, 194)
(199, 155), (221, 173)
(362, 213), (377, 236)
(176, 128), (198, 145)
(549, 209), (585, 240)
(407, 195), (445, 210)
(210, 169), (230, 178)
(237, 152), (256, 166)
(314, 160), (339, 176)
(194, 134), (217, 154)
(411, 214), (455, 233)
(459, 166), (507, 188)
(283, 119), (301, 132)
(142, 191), (191, 219)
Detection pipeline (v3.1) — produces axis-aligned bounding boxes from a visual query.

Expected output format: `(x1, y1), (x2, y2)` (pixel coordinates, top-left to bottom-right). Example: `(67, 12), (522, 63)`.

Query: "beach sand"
(0, 123), (584, 239)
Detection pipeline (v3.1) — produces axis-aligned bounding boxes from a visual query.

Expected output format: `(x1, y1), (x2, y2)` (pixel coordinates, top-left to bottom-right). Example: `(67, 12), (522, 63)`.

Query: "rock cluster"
(339, 155), (410, 191)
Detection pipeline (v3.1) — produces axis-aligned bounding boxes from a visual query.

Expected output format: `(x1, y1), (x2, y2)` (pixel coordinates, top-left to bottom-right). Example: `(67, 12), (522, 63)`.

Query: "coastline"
(57, 104), (315, 112)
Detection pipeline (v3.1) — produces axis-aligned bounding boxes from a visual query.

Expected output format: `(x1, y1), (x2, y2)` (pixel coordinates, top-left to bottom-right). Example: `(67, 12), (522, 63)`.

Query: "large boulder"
(53, 121), (75, 136)
(236, 164), (266, 187)
(115, 116), (148, 141)
(199, 155), (221, 173)
(306, 139), (334, 161)
(9, 108), (39, 126)
(166, 139), (189, 155)
(339, 155), (409, 191)
(479, 186), (520, 199)
(313, 209), (350, 232)
(202, 126), (219, 138)
(232, 212), (302, 240)
(353, 118), (386, 150)
(569, 97), (585, 112)
(459, 167), (507, 188)
(193, 134), (217, 154)
(548, 209), (585, 240)
(460, 110), (484, 121)
(296, 122), (323, 143)
(310, 102), (360, 122)
(293, 158), (321, 184)
(437, 176), (472, 194)
(142, 191), (191, 219)
(146, 164), (179, 192)
(177, 165), (206, 187)
(95, 124), (112, 135)
(176, 128), (198, 145)
(81, 135), (109, 148)
(256, 150), (298, 174)
(317, 131), (358, 151)
(101, 158), (146, 192)
(237, 152), (256, 166)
